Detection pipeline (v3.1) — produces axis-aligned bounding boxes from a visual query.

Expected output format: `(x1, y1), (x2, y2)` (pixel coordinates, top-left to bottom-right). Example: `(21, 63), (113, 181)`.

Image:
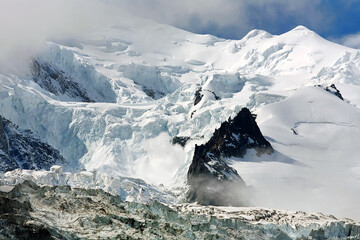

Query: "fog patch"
(135, 133), (186, 187)
(0, 0), (126, 75)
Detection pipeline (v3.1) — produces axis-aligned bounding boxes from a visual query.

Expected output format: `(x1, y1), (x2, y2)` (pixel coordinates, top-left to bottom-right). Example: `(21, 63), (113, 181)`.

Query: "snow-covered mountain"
(1, 11), (360, 223)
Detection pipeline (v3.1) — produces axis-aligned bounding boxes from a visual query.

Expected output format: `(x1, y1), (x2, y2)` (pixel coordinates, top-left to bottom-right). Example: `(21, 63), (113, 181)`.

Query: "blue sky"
(196, 0), (360, 40)
(111, 0), (360, 48)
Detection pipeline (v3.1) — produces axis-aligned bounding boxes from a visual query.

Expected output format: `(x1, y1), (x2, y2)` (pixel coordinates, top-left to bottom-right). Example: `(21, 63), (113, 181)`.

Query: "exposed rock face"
(194, 87), (220, 106)
(142, 86), (165, 99)
(31, 60), (92, 102)
(316, 84), (344, 101)
(172, 136), (191, 147)
(187, 108), (273, 206)
(0, 181), (359, 240)
(325, 84), (344, 100)
(0, 116), (66, 172)
(187, 148), (247, 206)
(203, 89), (221, 101)
(0, 117), (17, 172)
(194, 87), (203, 106)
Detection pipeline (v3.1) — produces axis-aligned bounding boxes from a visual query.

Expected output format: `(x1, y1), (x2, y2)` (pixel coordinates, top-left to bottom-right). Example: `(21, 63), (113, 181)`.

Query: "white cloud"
(0, 0), (126, 74)
(336, 32), (360, 49)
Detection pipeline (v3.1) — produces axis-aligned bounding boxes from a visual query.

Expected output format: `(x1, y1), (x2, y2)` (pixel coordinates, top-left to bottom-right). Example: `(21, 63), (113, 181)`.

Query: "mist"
(0, 0), (127, 74)
(134, 133), (186, 187)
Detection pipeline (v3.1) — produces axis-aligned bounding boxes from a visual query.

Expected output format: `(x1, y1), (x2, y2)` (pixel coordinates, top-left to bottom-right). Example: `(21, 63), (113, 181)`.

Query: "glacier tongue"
(0, 180), (359, 240)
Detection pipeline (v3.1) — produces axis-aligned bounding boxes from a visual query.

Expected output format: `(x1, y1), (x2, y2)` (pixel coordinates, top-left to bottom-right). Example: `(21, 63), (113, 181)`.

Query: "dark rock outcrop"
(194, 87), (220, 106)
(316, 84), (344, 100)
(194, 87), (203, 106)
(31, 60), (92, 102)
(203, 89), (221, 100)
(0, 116), (66, 172)
(187, 108), (273, 206)
(172, 136), (191, 147)
(325, 84), (344, 100)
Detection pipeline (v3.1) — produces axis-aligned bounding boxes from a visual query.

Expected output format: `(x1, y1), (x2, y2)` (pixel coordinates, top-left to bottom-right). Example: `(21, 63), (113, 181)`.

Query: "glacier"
(1, 180), (359, 239)
(0, 9), (360, 224)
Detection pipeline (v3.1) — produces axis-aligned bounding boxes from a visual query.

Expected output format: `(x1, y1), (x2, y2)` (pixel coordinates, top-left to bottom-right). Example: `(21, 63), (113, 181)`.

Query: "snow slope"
(232, 87), (360, 219)
(0, 11), (360, 219)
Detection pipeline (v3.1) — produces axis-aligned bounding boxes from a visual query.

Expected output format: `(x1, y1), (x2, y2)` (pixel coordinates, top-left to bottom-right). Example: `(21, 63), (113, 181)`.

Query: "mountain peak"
(186, 108), (273, 206)
(243, 29), (272, 40)
(290, 25), (312, 32)
(287, 25), (317, 36)
(280, 25), (322, 42)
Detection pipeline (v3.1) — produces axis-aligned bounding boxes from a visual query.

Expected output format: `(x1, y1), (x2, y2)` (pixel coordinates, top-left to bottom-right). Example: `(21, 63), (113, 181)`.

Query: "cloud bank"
(0, 0), (125, 74)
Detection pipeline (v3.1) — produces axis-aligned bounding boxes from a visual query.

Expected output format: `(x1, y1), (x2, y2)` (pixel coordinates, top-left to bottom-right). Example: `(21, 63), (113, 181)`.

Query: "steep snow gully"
(1, 11), (360, 238)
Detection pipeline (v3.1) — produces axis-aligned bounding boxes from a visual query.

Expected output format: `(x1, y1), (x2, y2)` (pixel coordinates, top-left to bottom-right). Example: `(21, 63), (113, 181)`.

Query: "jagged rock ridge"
(0, 116), (66, 172)
(325, 84), (344, 100)
(187, 107), (273, 206)
(315, 84), (344, 101)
